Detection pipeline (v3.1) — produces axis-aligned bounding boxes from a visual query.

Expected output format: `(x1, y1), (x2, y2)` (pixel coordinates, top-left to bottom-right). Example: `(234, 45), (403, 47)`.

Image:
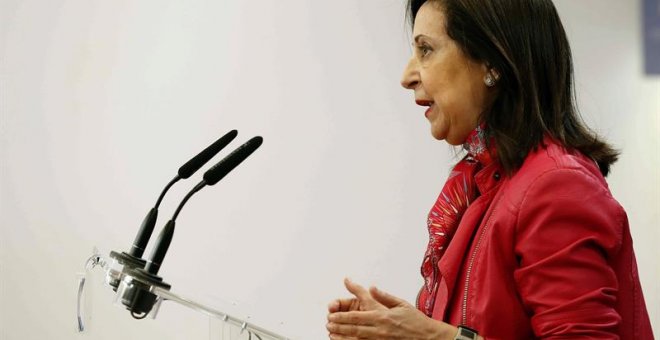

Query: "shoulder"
(514, 138), (606, 188)
(504, 137), (611, 201)
(494, 138), (626, 255)
(497, 137), (625, 228)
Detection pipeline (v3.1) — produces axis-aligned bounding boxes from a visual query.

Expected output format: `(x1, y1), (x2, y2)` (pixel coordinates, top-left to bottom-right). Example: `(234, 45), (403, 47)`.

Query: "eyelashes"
(412, 43), (433, 58)
(420, 44), (433, 57)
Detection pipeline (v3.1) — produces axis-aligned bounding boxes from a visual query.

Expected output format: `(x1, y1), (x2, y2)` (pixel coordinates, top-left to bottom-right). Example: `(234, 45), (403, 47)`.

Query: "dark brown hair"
(407, 0), (618, 176)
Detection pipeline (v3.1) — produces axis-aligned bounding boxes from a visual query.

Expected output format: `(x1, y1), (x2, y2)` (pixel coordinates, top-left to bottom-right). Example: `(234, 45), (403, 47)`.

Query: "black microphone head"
(203, 136), (263, 186)
(178, 130), (238, 179)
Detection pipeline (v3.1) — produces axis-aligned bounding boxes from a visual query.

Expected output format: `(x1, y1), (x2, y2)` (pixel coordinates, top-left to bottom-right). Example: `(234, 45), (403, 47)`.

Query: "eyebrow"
(413, 34), (431, 44)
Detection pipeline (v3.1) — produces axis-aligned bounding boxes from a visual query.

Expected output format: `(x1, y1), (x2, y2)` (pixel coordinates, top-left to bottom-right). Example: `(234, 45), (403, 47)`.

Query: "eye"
(418, 44), (433, 57)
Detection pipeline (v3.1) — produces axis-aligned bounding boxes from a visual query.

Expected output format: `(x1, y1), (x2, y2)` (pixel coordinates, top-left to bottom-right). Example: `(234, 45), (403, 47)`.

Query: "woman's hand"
(326, 278), (457, 340)
(327, 278), (389, 315)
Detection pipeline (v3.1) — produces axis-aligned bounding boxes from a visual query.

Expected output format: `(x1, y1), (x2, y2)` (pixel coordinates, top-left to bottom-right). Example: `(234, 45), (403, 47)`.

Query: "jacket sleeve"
(513, 168), (623, 339)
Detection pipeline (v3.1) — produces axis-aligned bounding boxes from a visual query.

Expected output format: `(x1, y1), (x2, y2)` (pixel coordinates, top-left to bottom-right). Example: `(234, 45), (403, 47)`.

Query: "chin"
(430, 127), (445, 142)
(431, 129), (462, 145)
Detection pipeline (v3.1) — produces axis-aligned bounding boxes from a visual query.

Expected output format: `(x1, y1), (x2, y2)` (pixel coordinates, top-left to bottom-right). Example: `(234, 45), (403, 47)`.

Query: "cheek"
(420, 70), (447, 104)
(421, 61), (459, 104)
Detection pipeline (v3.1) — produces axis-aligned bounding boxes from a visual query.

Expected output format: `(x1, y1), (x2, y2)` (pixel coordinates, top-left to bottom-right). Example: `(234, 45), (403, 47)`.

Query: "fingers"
(344, 278), (388, 311)
(328, 278), (385, 318)
(343, 278), (371, 301)
(369, 286), (406, 308)
(327, 282), (436, 339)
(327, 320), (379, 338)
(343, 278), (387, 311)
(328, 310), (377, 326)
(328, 300), (341, 313)
(326, 310), (373, 339)
(328, 298), (359, 313)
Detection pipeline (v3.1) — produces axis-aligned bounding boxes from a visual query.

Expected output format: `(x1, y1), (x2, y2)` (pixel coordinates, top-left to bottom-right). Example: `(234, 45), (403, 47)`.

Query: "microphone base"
(118, 267), (171, 317)
(108, 251), (147, 291)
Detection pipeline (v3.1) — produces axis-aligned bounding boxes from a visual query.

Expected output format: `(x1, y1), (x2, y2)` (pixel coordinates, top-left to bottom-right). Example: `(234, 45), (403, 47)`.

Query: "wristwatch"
(454, 325), (479, 340)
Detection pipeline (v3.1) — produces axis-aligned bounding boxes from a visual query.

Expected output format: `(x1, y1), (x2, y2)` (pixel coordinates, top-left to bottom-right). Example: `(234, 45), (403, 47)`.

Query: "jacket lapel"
(433, 180), (501, 319)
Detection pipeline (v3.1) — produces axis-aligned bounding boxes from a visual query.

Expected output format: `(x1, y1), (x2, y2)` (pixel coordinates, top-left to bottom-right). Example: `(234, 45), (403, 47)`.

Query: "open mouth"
(416, 100), (434, 118)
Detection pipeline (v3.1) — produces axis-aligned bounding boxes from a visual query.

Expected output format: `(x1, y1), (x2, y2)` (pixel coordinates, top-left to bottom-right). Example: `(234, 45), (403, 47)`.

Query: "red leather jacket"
(417, 138), (654, 339)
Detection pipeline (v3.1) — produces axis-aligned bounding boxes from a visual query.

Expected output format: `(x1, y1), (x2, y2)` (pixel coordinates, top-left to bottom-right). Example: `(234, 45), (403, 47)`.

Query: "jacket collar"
(475, 162), (503, 195)
(462, 124), (502, 195)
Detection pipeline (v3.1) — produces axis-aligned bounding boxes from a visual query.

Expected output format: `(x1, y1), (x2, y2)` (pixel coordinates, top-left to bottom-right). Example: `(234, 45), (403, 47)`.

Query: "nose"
(401, 57), (420, 90)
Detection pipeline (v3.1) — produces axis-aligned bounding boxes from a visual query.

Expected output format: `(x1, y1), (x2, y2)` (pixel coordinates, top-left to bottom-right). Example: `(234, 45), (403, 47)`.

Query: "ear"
(483, 62), (500, 80)
(491, 68), (501, 80)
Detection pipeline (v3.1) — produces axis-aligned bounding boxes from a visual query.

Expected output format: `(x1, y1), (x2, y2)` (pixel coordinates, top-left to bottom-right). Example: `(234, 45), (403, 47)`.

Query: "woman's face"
(401, 2), (493, 145)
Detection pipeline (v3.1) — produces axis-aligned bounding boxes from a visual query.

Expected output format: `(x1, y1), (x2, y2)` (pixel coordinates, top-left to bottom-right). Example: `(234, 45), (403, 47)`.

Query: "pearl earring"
(484, 73), (496, 87)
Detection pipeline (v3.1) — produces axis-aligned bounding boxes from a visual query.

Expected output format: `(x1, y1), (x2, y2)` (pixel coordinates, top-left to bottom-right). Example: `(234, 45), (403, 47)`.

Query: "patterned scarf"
(419, 124), (495, 316)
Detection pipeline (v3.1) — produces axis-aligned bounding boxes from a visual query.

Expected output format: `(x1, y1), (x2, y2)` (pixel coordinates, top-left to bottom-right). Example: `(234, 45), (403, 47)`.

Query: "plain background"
(1, 0), (658, 339)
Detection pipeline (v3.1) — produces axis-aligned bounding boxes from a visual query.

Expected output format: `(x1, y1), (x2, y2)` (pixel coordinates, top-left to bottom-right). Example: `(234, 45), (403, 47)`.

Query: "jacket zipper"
(461, 198), (501, 326)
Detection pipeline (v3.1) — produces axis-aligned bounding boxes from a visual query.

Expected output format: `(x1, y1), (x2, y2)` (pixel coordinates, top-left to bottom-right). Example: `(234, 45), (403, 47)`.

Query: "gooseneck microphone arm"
(171, 182), (205, 222)
(154, 176), (180, 209)
(127, 130), (238, 259)
(144, 136), (264, 275)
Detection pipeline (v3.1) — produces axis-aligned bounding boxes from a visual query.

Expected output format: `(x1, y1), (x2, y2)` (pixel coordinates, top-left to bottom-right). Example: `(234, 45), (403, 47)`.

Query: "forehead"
(413, 2), (447, 38)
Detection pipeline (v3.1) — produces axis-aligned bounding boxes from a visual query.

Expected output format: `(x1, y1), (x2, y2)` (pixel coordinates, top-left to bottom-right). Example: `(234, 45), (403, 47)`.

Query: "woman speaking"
(326, 0), (654, 339)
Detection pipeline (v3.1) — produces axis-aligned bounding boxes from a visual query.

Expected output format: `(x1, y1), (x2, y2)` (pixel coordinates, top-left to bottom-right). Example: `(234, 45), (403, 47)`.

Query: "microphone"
(108, 130), (238, 290)
(145, 136), (264, 275)
(120, 137), (264, 317)
(203, 136), (264, 185)
(131, 129), (239, 258)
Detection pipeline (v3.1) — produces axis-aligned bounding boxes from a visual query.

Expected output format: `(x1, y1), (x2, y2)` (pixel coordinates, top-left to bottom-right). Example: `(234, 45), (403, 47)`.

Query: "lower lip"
(425, 106), (432, 118)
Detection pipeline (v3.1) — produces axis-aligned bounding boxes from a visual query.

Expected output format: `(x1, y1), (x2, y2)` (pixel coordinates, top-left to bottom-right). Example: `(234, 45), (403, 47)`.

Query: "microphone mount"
(77, 131), (288, 339)
(106, 130), (238, 291)
(113, 136), (264, 318)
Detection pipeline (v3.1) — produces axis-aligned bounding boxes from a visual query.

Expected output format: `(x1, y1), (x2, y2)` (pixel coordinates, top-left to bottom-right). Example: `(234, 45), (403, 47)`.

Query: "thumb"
(344, 278), (371, 301)
(369, 286), (406, 308)
(344, 278), (386, 310)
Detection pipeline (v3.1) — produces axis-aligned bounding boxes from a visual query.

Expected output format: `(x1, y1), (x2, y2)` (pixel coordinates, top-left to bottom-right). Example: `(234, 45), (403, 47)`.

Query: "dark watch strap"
(454, 325), (478, 340)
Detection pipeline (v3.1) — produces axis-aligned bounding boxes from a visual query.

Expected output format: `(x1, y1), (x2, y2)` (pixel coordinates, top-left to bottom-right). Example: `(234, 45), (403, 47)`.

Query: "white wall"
(1, 0), (657, 339)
